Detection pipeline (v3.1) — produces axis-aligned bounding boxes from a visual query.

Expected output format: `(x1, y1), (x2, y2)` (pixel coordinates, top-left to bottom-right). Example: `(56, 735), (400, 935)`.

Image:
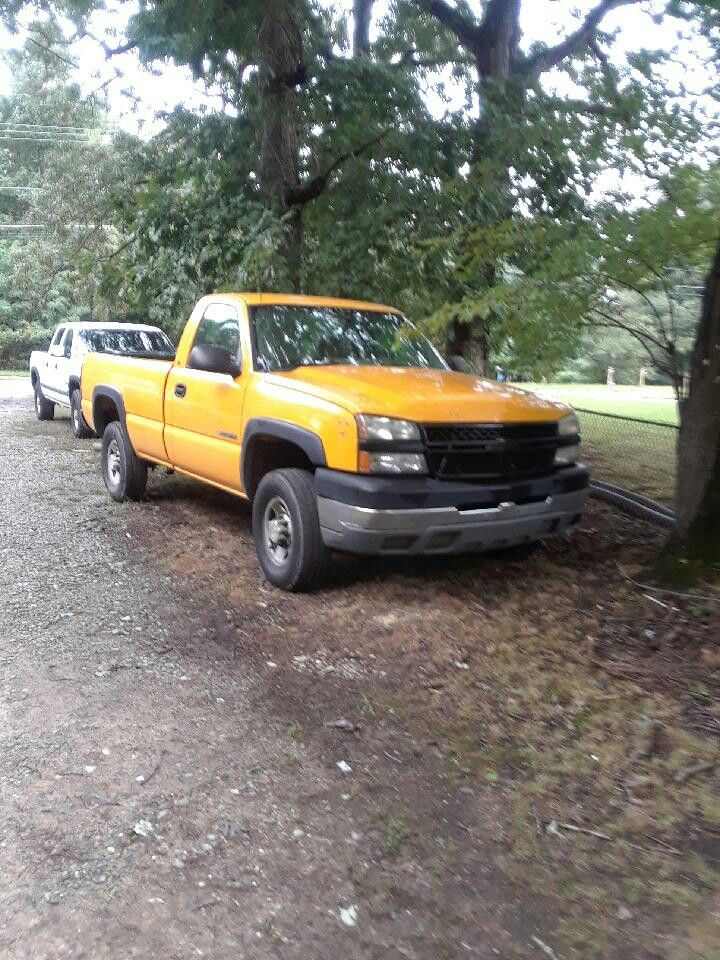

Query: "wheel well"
(93, 395), (120, 436)
(30, 369), (38, 387)
(244, 436), (315, 498)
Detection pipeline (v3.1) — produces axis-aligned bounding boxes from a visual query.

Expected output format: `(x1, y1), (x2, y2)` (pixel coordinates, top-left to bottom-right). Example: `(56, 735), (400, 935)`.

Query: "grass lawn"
(517, 383), (679, 504)
(0, 370), (26, 379)
(518, 383), (679, 425)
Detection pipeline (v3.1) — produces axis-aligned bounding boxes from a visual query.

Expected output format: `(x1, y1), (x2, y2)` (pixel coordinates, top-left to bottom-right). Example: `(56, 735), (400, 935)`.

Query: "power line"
(0, 121), (118, 132)
(0, 135), (94, 144)
(0, 121), (117, 146)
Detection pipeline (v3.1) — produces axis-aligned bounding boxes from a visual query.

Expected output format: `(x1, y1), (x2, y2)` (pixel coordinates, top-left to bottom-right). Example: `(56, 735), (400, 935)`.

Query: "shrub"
(0, 328), (55, 369)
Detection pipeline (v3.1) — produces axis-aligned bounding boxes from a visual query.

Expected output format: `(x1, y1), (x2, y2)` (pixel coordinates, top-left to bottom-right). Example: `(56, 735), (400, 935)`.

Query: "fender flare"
(241, 418), (327, 493)
(92, 385), (127, 435)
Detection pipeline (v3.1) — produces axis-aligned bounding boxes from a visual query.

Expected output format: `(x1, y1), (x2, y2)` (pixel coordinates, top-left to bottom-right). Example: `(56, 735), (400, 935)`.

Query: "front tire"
(252, 468), (328, 592)
(101, 421), (147, 502)
(70, 389), (93, 439)
(34, 382), (54, 421)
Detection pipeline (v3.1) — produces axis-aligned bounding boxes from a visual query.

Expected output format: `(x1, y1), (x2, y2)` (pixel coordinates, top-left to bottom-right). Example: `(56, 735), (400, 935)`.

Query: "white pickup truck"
(30, 321), (175, 437)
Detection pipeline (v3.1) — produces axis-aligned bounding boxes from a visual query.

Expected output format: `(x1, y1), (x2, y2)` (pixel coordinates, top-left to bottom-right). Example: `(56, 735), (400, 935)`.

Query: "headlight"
(554, 444), (580, 466)
(359, 452), (428, 475)
(558, 412), (579, 437)
(555, 412), (580, 465)
(356, 414), (421, 442)
(356, 414), (427, 474)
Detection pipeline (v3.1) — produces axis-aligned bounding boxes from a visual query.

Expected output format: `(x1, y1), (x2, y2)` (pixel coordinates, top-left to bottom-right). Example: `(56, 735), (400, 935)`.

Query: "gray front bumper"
(318, 488), (588, 556)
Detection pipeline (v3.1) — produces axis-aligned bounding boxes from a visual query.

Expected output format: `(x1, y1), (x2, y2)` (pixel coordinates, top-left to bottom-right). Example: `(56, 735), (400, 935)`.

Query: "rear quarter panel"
(29, 351), (47, 376)
(82, 353), (173, 463)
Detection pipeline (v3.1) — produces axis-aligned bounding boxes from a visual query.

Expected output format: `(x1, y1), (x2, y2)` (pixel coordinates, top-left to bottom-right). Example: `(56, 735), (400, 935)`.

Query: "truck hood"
(266, 366), (570, 423)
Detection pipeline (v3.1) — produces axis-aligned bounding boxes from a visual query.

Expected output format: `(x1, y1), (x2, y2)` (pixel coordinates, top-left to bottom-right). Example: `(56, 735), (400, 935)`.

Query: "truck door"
(43, 326), (67, 403)
(53, 328), (74, 405)
(164, 302), (247, 491)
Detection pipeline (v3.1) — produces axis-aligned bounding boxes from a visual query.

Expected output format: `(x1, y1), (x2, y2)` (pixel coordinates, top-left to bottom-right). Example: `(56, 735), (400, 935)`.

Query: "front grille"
(421, 422), (559, 481)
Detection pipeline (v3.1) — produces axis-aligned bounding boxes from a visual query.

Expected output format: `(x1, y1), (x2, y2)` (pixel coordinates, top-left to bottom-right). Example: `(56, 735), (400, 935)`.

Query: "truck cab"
(81, 294), (589, 591)
(30, 321), (174, 437)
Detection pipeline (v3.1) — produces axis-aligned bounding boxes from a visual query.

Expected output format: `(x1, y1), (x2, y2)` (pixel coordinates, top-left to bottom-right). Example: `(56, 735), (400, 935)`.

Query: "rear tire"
(34, 382), (54, 421)
(101, 421), (147, 502)
(252, 468), (328, 592)
(70, 389), (93, 439)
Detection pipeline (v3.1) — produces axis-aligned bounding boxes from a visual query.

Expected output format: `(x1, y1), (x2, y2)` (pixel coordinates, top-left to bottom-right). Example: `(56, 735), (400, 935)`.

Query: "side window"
(50, 326), (66, 353)
(75, 333), (89, 358)
(63, 330), (74, 359)
(192, 303), (241, 363)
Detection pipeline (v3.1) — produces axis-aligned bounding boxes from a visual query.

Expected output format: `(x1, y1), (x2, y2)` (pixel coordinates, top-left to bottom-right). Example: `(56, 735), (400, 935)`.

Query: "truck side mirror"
(447, 355), (470, 373)
(188, 344), (241, 378)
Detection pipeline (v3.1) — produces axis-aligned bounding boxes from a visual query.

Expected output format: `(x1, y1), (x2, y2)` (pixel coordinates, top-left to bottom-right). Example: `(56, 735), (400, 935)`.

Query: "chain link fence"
(576, 408), (678, 508)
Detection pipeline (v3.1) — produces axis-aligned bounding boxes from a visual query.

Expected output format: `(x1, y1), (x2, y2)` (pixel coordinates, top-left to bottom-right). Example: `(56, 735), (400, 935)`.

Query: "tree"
(669, 235), (720, 575)
(491, 167), (716, 389)
(0, 18), (134, 360)
(386, 0), (712, 370)
(74, 0), (459, 329)
(97, 0), (438, 295)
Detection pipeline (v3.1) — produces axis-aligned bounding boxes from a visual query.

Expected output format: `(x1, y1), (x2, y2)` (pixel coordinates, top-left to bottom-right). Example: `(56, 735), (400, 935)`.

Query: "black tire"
(252, 468), (328, 592)
(33, 382), (54, 421)
(70, 389), (93, 439)
(101, 420), (148, 503)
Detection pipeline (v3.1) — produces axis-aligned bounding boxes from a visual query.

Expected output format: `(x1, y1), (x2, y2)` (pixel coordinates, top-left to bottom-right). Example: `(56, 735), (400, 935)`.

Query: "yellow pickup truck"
(81, 293), (588, 590)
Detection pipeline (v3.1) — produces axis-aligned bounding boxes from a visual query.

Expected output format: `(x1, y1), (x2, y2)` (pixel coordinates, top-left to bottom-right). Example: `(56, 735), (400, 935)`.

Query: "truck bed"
(82, 352), (174, 464)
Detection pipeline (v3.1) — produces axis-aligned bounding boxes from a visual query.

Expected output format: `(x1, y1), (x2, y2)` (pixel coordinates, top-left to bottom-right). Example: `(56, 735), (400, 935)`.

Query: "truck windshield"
(79, 328), (175, 359)
(252, 305), (447, 372)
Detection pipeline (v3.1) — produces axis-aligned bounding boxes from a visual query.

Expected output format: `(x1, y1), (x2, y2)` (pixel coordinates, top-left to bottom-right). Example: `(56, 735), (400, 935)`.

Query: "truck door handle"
(174, 383), (187, 398)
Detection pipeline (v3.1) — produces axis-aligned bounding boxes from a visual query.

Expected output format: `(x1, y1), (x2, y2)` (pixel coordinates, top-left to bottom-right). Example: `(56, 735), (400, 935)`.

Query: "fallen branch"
(643, 593), (671, 609)
(643, 834), (683, 855)
(531, 935), (563, 960)
(618, 564), (720, 603)
(547, 820), (612, 841)
(674, 760), (715, 785)
(139, 750), (166, 787)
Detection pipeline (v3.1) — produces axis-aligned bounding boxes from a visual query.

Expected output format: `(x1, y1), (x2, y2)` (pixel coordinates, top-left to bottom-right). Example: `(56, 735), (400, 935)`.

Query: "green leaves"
(3, 0), (719, 378)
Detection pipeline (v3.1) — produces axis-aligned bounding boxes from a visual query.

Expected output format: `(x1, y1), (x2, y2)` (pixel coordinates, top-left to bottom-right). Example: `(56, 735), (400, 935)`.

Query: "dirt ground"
(2, 380), (719, 960)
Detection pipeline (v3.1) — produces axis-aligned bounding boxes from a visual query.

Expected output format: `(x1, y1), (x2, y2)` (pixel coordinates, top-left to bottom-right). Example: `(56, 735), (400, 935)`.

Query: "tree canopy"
(2, 1), (718, 375)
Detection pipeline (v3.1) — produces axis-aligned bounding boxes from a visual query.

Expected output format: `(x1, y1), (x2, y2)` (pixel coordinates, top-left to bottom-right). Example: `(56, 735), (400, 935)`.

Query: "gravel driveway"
(1, 383), (534, 960)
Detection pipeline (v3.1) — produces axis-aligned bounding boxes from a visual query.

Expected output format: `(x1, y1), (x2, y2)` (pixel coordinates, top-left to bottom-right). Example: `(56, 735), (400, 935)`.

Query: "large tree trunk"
(475, 0), (521, 82)
(353, 0), (374, 56)
(445, 0), (522, 362)
(664, 238), (720, 576)
(258, 0), (303, 291)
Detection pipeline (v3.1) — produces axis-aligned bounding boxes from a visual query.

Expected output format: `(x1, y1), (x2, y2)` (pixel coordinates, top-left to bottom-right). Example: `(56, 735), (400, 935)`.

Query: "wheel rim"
(107, 438), (122, 486)
(263, 495), (293, 566)
(72, 405), (79, 431)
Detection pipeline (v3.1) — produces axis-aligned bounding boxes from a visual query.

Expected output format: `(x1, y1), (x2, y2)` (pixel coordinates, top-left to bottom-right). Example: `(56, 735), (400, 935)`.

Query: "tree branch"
(600, 271), (667, 333)
(412, 0), (482, 51)
(27, 34), (77, 68)
(72, 27), (139, 59)
(520, 0), (642, 77)
(590, 305), (669, 355)
(391, 46), (474, 70)
(286, 126), (394, 207)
